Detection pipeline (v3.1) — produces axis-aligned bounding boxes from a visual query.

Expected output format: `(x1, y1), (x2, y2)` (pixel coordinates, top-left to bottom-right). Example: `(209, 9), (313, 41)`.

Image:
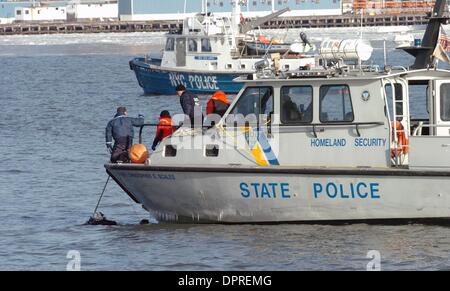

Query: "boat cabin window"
(280, 86), (313, 124)
(385, 83), (404, 120)
(406, 81), (430, 136)
(205, 145), (219, 157)
(229, 87), (273, 125)
(164, 145), (177, 157)
(188, 39), (198, 52)
(201, 38), (212, 52)
(165, 38), (175, 51)
(319, 85), (354, 123)
(441, 83), (450, 121)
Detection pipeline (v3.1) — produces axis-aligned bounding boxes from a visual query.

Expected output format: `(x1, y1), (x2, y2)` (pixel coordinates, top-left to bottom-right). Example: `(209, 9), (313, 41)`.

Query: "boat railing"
(274, 122), (385, 138)
(384, 65), (408, 73)
(138, 123), (211, 144)
(411, 123), (450, 136)
(138, 121), (386, 146)
(221, 122), (385, 138)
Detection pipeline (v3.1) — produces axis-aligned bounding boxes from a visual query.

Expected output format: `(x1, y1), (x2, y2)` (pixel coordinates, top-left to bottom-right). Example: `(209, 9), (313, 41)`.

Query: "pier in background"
(0, 13), (432, 35)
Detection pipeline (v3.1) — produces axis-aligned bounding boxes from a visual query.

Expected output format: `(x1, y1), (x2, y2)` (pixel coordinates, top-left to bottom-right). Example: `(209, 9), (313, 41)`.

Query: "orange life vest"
(157, 117), (175, 139)
(206, 91), (230, 116)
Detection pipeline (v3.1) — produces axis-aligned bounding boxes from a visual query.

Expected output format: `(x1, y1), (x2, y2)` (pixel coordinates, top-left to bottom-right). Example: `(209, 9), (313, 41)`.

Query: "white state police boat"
(107, 0), (450, 224)
(129, 1), (316, 95)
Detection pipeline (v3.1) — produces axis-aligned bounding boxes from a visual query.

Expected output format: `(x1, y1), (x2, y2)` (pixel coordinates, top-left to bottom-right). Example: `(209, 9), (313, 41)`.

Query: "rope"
(92, 175), (110, 217)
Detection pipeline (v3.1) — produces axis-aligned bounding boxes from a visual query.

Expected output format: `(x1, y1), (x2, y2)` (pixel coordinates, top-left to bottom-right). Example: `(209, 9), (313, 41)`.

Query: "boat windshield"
(188, 39), (198, 52)
(202, 39), (212, 52)
(228, 87), (273, 125)
(319, 85), (354, 123)
(441, 83), (450, 121)
(280, 86), (313, 124)
(165, 38), (175, 51)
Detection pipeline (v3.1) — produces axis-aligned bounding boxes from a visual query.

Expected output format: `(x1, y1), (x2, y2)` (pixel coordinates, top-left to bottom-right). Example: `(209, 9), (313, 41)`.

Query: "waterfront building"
(118, 0), (343, 21)
(0, 1), (68, 23)
(0, 0), (118, 22)
(66, 1), (118, 21)
(15, 5), (67, 21)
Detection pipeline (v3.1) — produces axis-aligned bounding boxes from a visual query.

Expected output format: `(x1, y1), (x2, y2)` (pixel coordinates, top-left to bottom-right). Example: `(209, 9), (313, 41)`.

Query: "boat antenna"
(360, 8), (364, 40)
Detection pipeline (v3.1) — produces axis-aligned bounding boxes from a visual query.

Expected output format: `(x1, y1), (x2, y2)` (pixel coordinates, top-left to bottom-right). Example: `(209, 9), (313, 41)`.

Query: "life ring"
(391, 121), (409, 158)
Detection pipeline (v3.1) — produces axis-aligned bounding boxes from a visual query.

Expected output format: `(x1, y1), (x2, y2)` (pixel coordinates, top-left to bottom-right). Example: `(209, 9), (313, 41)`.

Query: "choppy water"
(1, 28), (450, 271)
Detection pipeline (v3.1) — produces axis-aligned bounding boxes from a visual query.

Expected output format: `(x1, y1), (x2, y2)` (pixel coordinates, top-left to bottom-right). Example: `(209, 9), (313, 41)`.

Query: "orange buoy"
(129, 144), (149, 164)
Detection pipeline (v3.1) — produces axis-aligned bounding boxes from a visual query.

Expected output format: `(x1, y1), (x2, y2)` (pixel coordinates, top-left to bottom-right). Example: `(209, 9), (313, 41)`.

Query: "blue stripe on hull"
(130, 58), (244, 95)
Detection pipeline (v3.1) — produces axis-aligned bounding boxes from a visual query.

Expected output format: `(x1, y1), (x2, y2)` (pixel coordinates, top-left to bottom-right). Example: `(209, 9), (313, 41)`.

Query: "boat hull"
(106, 164), (450, 224)
(130, 58), (244, 95)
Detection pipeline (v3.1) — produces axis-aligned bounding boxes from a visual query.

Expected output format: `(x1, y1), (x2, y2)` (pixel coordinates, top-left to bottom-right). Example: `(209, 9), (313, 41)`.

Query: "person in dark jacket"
(176, 84), (203, 128)
(105, 107), (144, 163)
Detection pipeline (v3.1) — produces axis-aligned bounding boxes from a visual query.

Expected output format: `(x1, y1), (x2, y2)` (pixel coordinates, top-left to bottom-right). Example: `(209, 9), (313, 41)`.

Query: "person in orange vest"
(151, 110), (175, 151)
(206, 91), (231, 117)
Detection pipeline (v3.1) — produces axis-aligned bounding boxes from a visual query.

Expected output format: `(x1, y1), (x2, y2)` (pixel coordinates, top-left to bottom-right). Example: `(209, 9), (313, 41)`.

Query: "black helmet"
(175, 84), (186, 92)
(160, 110), (171, 118)
(117, 106), (127, 114)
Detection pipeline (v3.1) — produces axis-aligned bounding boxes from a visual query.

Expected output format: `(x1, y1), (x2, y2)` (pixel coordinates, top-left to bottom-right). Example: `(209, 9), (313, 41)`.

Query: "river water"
(1, 28), (450, 271)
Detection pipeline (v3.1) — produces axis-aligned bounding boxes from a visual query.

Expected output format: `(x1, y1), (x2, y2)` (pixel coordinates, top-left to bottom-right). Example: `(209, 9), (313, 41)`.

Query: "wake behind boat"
(109, 0), (450, 224)
(129, 2), (316, 95)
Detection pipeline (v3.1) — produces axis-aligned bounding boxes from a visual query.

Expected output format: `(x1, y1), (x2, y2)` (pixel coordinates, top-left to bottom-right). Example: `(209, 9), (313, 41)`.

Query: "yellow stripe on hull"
(252, 143), (269, 166)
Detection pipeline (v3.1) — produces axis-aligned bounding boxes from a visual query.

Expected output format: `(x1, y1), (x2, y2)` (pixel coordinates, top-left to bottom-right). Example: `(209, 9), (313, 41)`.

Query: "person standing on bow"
(151, 110), (175, 151)
(206, 91), (230, 117)
(175, 84), (203, 128)
(105, 107), (144, 163)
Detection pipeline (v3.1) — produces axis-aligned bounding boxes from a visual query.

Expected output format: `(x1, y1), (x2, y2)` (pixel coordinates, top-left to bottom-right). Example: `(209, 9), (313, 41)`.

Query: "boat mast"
(231, 0), (242, 36)
(204, 0), (208, 15)
(400, 0), (449, 69)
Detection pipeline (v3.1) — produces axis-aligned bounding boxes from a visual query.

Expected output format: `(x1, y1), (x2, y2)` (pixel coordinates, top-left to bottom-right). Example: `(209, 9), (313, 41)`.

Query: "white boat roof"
(236, 68), (450, 84)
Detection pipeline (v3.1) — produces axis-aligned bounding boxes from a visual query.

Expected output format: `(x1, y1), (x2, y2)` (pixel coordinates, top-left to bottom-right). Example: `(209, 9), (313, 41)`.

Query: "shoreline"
(0, 13), (431, 36)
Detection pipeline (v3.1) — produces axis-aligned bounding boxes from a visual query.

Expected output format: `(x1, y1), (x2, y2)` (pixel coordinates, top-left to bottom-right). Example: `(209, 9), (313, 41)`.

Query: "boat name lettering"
(188, 75), (219, 91)
(123, 173), (176, 180)
(169, 72), (187, 87)
(240, 182), (291, 199)
(313, 182), (380, 200)
(169, 72), (219, 91)
(310, 138), (387, 148)
(311, 138), (346, 147)
(194, 56), (218, 61)
(354, 138), (387, 147)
